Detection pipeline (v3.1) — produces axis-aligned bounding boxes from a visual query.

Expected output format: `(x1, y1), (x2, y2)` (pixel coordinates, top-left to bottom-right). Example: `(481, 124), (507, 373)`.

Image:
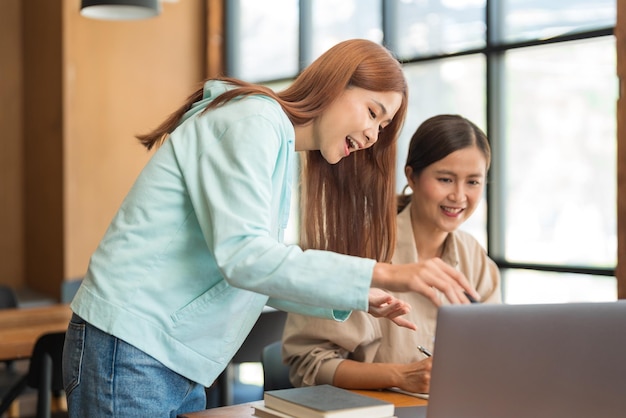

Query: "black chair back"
(262, 341), (293, 391)
(27, 332), (65, 390)
(0, 285), (18, 309)
(0, 331), (67, 418)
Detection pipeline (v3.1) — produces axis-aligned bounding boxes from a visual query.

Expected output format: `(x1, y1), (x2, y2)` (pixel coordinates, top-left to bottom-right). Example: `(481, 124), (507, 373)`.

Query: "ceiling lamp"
(80, 0), (161, 21)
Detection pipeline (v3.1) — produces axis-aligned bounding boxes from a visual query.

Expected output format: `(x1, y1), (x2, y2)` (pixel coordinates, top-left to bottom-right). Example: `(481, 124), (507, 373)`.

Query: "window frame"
(223, 0), (618, 290)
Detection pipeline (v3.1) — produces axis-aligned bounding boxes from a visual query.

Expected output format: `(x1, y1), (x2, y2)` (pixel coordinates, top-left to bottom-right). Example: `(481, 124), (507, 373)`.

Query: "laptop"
(426, 301), (626, 418)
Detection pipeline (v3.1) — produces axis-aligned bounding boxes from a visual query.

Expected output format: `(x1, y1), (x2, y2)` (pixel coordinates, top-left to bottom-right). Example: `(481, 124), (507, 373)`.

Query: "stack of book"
(253, 385), (396, 418)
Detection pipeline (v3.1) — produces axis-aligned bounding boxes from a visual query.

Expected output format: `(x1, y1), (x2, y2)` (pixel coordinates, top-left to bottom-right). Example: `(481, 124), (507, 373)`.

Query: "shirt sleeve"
(282, 311), (382, 387)
(266, 298), (351, 321)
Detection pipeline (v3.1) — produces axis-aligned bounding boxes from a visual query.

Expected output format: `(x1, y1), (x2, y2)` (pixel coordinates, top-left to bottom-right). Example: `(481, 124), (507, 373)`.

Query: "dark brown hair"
(137, 39), (408, 262)
(398, 114), (491, 213)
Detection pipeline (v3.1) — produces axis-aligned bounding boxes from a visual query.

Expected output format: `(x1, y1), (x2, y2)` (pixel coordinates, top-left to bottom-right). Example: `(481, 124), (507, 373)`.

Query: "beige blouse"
(281, 203), (502, 387)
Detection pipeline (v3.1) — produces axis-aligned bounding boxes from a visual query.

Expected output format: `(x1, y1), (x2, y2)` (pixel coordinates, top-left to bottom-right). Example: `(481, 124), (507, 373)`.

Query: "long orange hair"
(137, 39), (408, 262)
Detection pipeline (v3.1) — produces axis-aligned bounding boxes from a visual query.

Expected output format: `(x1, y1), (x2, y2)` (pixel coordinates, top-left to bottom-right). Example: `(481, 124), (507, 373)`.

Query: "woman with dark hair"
(283, 114), (501, 395)
(63, 41), (478, 417)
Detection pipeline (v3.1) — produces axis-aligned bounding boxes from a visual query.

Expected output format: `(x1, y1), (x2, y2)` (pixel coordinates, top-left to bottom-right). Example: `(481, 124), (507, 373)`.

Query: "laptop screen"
(427, 301), (626, 418)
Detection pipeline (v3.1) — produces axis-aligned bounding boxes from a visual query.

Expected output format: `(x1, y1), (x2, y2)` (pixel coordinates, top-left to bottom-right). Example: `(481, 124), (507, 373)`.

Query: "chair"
(207, 308), (288, 407)
(0, 285), (18, 308)
(60, 278), (83, 304)
(0, 285), (21, 417)
(261, 341), (293, 391)
(0, 332), (67, 418)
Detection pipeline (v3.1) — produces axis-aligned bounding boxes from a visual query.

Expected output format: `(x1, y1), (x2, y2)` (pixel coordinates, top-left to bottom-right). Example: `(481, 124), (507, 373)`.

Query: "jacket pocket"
(170, 280), (231, 324)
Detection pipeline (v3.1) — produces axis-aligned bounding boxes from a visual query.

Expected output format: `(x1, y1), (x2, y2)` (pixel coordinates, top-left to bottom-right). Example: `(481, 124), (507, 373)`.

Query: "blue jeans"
(62, 314), (207, 418)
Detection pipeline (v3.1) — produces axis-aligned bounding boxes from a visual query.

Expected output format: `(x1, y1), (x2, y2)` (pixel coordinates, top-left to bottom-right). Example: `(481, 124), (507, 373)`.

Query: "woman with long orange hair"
(63, 40), (478, 417)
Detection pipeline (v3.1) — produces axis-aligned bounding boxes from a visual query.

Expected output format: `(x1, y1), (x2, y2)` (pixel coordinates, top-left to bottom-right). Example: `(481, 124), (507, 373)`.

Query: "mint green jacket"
(70, 80), (375, 387)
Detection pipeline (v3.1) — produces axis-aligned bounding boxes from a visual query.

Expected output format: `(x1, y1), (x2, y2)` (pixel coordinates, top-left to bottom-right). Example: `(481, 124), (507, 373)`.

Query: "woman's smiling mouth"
(345, 136), (361, 155)
(441, 206), (464, 217)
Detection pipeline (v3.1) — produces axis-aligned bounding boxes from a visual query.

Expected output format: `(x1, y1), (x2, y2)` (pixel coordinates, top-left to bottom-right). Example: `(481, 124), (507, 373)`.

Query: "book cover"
(254, 404), (398, 418)
(263, 385), (395, 418)
(253, 405), (294, 418)
(253, 404), (297, 418)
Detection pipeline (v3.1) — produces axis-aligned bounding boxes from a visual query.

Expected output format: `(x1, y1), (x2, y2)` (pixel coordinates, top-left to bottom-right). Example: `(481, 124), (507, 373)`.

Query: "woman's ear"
(404, 166), (416, 189)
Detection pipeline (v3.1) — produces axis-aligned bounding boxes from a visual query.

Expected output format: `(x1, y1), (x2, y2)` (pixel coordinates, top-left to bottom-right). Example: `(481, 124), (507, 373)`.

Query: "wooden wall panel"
(206, 0), (225, 78)
(0, 0), (24, 289)
(62, 0), (207, 284)
(2, 0), (208, 299)
(22, 0), (64, 297)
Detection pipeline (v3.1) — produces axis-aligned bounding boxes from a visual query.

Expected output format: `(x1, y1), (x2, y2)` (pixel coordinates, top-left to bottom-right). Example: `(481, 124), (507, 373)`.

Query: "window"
(309, 0), (383, 59)
(501, 38), (616, 268)
(226, 0), (618, 303)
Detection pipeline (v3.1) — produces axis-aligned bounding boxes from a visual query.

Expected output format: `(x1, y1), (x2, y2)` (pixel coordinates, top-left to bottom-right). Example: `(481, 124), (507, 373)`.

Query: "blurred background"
(0, 0), (622, 305)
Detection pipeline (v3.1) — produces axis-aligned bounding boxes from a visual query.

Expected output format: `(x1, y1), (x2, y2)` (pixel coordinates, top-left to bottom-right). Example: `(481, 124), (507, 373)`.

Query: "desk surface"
(0, 304), (72, 361)
(179, 389), (427, 418)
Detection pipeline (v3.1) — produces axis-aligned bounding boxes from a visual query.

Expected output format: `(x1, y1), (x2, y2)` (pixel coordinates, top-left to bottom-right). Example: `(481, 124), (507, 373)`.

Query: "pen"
(417, 345), (432, 358)
(464, 291), (480, 304)
(456, 261), (479, 303)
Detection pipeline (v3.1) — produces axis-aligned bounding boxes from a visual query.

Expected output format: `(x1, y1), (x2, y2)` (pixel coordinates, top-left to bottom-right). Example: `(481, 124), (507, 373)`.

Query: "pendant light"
(80, 0), (161, 21)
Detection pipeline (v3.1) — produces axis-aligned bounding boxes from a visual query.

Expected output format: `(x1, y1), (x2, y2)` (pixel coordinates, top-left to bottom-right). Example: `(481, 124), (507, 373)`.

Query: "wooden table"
(0, 304), (72, 361)
(179, 389), (428, 418)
